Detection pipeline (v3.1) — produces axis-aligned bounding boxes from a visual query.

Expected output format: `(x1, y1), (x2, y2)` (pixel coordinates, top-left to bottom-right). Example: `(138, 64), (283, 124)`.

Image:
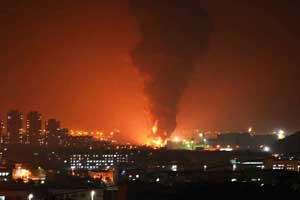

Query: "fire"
(12, 164), (31, 183)
(172, 136), (180, 142)
(12, 164), (46, 183)
(147, 137), (167, 149)
(146, 121), (168, 148)
(151, 120), (158, 134)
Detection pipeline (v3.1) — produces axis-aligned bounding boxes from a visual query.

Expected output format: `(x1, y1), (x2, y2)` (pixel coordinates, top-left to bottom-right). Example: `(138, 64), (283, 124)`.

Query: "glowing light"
(248, 127), (252, 133)
(277, 130), (285, 140)
(173, 136), (180, 142)
(220, 147), (233, 152)
(171, 165), (178, 171)
(232, 164), (237, 171)
(263, 146), (270, 152)
(28, 194), (34, 200)
(91, 190), (95, 200)
(199, 133), (203, 138)
(152, 120), (158, 134)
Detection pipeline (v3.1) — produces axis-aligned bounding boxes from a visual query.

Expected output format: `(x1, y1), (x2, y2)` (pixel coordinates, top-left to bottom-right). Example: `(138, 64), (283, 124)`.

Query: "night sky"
(1, 0), (300, 143)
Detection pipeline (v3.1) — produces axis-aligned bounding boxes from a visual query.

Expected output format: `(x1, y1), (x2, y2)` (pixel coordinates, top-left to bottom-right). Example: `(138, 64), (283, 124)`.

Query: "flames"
(147, 137), (167, 149)
(151, 120), (158, 135)
(146, 121), (168, 149)
(12, 164), (31, 183)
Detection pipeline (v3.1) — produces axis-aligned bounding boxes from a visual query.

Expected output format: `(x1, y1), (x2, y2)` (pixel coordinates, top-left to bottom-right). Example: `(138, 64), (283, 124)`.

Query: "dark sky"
(1, 0), (300, 143)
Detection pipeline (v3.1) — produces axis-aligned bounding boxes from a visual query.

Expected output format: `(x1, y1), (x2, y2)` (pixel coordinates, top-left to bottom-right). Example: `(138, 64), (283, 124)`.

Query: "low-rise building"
(69, 153), (131, 170)
(264, 157), (300, 171)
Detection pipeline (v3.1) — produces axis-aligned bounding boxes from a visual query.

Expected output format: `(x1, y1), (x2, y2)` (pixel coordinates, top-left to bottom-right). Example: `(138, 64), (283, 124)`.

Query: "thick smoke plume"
(130, 0), (212, 139)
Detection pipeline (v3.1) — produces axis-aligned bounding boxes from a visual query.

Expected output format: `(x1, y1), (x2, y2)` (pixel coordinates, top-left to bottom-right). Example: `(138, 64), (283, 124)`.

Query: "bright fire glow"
(146, 120), (168, 149)
(147, 137), (167, 149)
(12, 164), (31, 183)
(151, 120), (158, 134)
(172, 136), (180, 142)
(69, 129), (117, 140)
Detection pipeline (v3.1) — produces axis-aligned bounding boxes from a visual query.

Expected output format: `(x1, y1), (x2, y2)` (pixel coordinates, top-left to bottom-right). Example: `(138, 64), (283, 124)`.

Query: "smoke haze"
(130, 0), (213, 138)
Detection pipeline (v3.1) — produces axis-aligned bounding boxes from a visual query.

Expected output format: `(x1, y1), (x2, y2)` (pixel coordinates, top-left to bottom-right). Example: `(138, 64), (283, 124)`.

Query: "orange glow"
(88, 170), (114, 184)
(172, 136), (181, 142)
(146, 120), (168, 148)
(12, 164), (32, 183)
(151, 120), (158, 135)
(146, 136), (167, 149)
(69, 129), (117, 141)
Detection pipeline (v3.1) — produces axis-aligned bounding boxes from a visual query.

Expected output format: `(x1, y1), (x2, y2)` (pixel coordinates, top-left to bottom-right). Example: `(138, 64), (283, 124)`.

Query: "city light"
(91, 190), (95, 200)
(263, 146), (270, 152)
(232, 164), (237, 171)
(219, 147), (233, 152)
(171, 165), (178, 172)
(28, 194), (34, 200)
(277, 129), (285, 140)
(248, 127), (253, 133)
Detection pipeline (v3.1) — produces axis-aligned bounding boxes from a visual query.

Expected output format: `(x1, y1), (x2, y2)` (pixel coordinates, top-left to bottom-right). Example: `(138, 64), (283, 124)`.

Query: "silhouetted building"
(264, 157), (300, 171)
(0, 120), (4, 144)
(26, 111), (42, 146)
(7, 110), (23, 144)
(69, 153), (130, 170)
(60, 128), (70, 147)
(45, 119), (61, 147)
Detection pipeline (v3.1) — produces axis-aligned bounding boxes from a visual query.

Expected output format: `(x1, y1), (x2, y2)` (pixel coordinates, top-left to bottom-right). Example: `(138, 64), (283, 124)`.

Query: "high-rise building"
(7, 110), (23, 144)
(45, 119), (60, 147)
(0, 120), (4, 144)
(26, 111), (42, 146)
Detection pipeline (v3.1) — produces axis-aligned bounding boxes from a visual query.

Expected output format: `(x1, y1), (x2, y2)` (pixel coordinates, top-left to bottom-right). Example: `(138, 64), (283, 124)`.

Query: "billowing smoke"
(130, 0), (212, 139)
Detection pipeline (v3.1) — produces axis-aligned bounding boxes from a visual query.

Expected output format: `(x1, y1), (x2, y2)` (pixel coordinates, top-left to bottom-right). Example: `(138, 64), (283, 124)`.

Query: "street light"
(91, 190), (95, 200)
(28, 194), (34, 200)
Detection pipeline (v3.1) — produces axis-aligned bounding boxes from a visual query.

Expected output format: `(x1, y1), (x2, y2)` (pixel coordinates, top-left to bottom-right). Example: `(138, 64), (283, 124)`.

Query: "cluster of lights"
(128, 174), (140, 181)
(182, 139), (195, 149)
(70, 154), (129, 170)
(69, 130), (118, 140)
(272, 163), (300, 171)
(171, 165), (178, 172)
(0, 172), (9, 176)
